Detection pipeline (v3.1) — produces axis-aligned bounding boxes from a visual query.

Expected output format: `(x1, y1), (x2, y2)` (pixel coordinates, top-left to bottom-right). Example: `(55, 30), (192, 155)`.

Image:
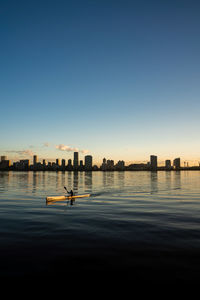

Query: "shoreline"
(1, 168), (200, 172)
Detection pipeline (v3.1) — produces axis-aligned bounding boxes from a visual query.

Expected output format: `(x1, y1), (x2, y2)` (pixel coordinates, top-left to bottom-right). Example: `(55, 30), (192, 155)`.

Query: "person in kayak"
(68, 189), (74, 197)
(64, 186), (74, 197)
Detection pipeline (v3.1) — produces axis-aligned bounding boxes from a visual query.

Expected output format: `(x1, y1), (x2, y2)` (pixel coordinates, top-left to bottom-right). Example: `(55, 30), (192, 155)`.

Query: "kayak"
(46, 194), (91, 202)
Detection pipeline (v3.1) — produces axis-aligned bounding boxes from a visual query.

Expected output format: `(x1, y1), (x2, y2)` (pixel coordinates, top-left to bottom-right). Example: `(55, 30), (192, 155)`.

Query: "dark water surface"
(0, 171), (200, 281)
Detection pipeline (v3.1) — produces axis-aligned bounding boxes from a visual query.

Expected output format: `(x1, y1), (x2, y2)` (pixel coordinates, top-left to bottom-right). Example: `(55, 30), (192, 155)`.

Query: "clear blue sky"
(1, 0), (200, 165)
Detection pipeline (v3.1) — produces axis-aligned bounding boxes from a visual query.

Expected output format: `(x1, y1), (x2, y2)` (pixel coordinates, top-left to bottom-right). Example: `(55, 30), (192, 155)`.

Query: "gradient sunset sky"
(1, 0), (200, 166)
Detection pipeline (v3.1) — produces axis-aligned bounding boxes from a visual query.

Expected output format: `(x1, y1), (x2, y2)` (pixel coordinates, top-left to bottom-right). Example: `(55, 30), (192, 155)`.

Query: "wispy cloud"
(79, 149), (89, 154)
(6, 149), (34, 157)
(43, 142), (50, 147)
(55, 144), (77, 152)
(55, 144), (89, 154)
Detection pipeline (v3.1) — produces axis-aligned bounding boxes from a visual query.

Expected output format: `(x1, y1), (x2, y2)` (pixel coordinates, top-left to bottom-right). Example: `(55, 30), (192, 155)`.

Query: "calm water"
(0, 171), (200, 280)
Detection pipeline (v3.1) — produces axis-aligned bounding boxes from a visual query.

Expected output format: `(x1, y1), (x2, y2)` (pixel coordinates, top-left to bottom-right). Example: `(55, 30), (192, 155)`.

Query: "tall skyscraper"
(150, 155), (157, 170)
(173, 158), (181, 170)
(67, 159), (72, 170)
(85, 155), (93, 171)
(33, 155), (37, 166)
(165, 160), (171, 170)
(101, 158), (107, 171)
(62, 159), (66, 170)
(73, 152), (79, 170)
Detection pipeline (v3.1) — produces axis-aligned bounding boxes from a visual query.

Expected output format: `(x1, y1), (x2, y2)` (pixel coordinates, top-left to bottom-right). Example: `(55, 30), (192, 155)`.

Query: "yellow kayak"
(46, 194), (90, 202)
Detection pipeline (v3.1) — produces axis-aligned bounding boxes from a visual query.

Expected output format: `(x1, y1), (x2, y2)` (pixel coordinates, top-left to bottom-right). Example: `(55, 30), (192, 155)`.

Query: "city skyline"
(1, 152), (200, 172)
(1, 1), (200, 164)
(1, 143), (200, 167)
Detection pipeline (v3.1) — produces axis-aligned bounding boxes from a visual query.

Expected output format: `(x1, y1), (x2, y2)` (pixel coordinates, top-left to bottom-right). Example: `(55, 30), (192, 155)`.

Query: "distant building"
(67, 159), (72, 170)
(20, 160), (30, 168)
(165, 160), (171, 170)
(107, 160), (114, 170)
(1, 156), (7, 161)
(173, 158), (181, 170)
(101, 158), (107, 171)
(85, 155), (93, 171)
(56, 159), (60, 166)
(14, 160), (30, 170)
(150, 155), (157, 170)
(0, 160), (11, 169)
(73, 152), (79, 170)
(62, 159), (66, 170)
(101, 158), (114, 171)
(33, 155), (38, 166)
(128, 163), (147, 170)
(115, 160), (125, 170)
(93, 165), (99, 171)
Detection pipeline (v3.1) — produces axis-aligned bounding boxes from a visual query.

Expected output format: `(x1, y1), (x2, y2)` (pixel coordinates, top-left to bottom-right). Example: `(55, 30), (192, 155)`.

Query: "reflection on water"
(67, 171), (72, 190)
(117, 171), (125, 188)
(32, 172), (37, 193)
(150, 172), (158, 193)
(103, 171), (115, 187)
(174, 171), (181, 190)
(0, 170), (189, 199)
(73, 172), (79, 192)
(0, 172), (10, 193)
(0, 170), (200, 280)
(85, 172), (92, 192)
